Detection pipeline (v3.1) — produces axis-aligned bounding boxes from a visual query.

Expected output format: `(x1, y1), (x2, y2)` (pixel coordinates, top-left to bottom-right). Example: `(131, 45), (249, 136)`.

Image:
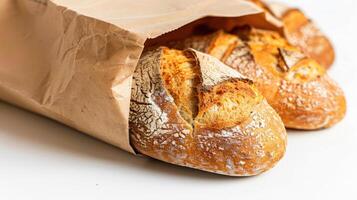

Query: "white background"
(1, 0), (357, 199)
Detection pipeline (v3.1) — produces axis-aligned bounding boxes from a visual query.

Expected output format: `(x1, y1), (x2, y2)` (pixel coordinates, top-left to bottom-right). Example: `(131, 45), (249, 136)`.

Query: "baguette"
(248, 0), (335, 69)
(129, 47), (287, 176)
(172, 27), (346, 130)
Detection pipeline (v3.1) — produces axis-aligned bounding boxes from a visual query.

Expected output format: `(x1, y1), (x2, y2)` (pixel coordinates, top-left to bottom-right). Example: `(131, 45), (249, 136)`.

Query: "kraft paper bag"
(0, 0), (281, 153)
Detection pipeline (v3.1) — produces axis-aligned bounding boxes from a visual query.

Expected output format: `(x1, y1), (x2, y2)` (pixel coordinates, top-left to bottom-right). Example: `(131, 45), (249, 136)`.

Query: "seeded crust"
(248, 0), (335, 69)
(173, 28), (346, 130)
(129, 47), (287, 176)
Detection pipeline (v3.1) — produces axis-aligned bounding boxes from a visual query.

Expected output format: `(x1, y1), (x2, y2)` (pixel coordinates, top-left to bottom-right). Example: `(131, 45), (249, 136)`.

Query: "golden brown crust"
(247, 0), (335, 69)
(175, 27), (346, 130)
(160, 49), (200, 124)
(129, 47), (287, 176)
(281, 9), (335, 69)
(235, 27), (345, 129)
(272, 74), (346, 129)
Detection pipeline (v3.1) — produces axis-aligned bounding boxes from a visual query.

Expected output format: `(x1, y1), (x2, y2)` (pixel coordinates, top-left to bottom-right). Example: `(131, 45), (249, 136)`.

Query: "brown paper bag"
(0, 0), (281, 153)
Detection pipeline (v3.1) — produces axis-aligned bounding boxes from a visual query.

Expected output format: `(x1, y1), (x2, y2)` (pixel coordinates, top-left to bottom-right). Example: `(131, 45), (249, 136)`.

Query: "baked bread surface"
(129, 47), (287, 176)
(248, 0), (335, 68)
(172, 27), (346, 129)
(281, 9), (335, 69)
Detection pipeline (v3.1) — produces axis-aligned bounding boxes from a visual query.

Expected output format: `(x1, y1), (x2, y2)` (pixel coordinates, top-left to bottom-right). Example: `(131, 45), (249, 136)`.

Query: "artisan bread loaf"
(172, 27), (346, 130)
(248, 0), (335, 69)
(129, 47), (287, 176)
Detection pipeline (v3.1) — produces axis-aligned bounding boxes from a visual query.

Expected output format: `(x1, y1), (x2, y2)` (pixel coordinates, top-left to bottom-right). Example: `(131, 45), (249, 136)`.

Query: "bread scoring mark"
(189, 49), (248, 90)
(278, 48), (306, 71)
(160, 49), (200, 125)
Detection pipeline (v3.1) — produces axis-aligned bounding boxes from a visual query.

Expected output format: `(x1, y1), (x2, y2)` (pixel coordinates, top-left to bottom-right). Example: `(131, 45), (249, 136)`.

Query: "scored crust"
(173, 27), (346, 130)
(129, 47), (287, 176)
(247, 0), (335, 69)
(281, 9), (335, 69)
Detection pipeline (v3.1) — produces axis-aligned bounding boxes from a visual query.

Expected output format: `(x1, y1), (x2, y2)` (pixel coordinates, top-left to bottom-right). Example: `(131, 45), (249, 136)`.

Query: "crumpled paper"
(0, 0), (280, 153)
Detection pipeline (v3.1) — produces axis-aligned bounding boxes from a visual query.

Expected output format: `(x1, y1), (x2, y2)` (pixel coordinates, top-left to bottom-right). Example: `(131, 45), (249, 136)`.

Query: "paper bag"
(0, 0), (281, 153)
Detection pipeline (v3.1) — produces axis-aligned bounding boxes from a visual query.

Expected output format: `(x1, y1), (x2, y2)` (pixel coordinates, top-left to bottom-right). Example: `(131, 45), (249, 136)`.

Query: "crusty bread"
(248, 0), (335, 69)
(172, 27), (346, 130)
(129, 47), (287, 176)
(281, 9), (335, 69)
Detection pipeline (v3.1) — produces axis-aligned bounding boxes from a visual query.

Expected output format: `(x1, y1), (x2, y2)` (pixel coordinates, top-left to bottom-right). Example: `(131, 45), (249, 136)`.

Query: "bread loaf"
(129, 47), (287, 176)
(248, 0), (335, 69)
(172, 27), (346, 130)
